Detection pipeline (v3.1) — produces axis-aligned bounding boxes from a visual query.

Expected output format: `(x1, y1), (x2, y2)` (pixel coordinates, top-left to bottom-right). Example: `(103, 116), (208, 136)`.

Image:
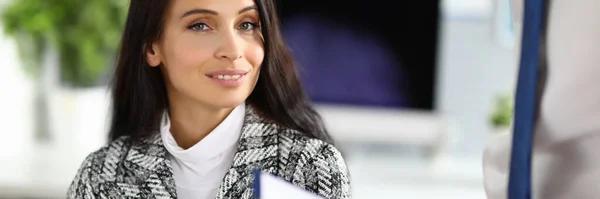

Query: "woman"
(66, 0), (351, 198)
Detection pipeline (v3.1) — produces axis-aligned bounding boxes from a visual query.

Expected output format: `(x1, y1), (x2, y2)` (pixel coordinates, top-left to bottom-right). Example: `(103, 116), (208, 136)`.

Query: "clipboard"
(253, 170), (324, 199)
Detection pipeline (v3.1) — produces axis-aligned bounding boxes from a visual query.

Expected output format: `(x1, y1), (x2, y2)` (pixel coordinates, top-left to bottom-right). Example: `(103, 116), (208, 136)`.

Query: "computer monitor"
(279, 1), (445, 147)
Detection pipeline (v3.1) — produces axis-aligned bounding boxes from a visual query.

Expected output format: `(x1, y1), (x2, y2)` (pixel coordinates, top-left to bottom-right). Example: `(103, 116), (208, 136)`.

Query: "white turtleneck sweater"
(160, 103), (246, 199)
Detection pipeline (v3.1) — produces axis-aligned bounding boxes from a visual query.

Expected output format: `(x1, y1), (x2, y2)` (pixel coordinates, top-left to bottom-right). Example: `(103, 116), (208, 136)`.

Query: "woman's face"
(147, 0), (264, 109)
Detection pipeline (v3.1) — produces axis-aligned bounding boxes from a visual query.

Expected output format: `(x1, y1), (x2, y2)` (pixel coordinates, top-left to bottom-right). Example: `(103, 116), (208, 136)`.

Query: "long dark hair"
(108, 0), (333, 144)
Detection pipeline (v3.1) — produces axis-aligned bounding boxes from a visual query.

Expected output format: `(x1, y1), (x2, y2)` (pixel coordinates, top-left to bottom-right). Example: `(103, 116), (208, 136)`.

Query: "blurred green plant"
(490, 92), (514, 129)
(1, 0), (129, 87)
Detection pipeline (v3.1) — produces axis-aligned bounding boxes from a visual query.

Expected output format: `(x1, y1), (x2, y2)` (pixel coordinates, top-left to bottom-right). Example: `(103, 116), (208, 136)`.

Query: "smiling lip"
(205, 70), (249, 88)
(205, 70), (248, 77)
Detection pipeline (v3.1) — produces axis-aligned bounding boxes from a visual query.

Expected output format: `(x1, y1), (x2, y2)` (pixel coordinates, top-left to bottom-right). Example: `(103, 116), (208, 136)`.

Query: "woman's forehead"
(168, 0), (258, 17)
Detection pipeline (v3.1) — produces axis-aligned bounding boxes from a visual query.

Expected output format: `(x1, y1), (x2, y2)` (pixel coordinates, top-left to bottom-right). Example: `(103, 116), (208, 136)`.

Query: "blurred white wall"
(0, 12), (35, 157)
(437, 0), (517, 155)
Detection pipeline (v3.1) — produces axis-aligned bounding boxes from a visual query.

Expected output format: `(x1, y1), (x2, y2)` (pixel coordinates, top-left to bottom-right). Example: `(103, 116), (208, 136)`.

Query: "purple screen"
(282, 15), (410, 108)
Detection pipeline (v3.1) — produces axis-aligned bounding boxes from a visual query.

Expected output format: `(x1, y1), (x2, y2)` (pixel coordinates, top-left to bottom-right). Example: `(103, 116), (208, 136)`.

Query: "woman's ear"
(146, 43), (162, 67)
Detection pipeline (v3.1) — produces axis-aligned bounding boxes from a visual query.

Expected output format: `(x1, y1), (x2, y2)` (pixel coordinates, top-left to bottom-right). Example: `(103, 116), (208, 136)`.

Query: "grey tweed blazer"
(66, 106), (352, 199)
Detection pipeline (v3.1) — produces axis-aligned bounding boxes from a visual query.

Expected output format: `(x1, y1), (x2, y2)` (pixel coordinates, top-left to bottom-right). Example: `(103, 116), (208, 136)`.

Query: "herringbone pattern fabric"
(67, 105), (352, 199)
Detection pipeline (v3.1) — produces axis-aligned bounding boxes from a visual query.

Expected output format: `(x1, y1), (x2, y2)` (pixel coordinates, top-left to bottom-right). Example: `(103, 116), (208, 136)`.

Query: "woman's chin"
(204, 94), (248, 109)
(187, 85), (253, 109)
(212, 101), (246, 109)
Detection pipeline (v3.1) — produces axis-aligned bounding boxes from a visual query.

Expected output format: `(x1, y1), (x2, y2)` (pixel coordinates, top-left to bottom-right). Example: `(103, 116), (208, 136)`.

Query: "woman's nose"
(215, 31), (244, 61)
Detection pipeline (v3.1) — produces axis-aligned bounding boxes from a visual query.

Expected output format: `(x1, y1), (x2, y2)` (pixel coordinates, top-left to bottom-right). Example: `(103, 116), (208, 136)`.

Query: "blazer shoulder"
(66, 136), (133, 198)
(278, 130), (352, 199)
(278, 129), (341, 159)
(82, 136), (133, 167)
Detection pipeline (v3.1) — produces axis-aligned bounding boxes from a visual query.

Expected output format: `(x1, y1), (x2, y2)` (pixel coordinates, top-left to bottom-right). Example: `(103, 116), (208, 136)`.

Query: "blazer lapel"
(216, 105), (280, 199)
(106, 133), (177, 198)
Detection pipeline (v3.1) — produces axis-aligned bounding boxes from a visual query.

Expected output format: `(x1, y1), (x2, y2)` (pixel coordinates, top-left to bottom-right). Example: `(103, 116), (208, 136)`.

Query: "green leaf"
(489, 92), (514, 128)
(1, 0), (129, 88)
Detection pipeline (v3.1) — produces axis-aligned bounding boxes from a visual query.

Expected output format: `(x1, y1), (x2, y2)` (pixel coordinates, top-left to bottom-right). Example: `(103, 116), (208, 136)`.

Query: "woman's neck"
(167, 95), (235, 150)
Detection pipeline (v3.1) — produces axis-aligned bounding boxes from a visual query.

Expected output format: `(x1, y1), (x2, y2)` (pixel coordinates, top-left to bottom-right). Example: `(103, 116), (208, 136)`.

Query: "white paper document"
(253, 170), (324, 199)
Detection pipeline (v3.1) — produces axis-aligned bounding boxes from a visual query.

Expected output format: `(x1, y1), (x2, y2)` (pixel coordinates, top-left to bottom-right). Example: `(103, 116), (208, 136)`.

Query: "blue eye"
(238, 22), (260, 31)
(187, 23), (209, 31)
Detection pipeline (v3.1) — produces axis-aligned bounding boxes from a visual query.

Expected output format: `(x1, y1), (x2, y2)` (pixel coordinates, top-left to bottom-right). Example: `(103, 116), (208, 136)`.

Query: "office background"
(0, 0), (517, 198)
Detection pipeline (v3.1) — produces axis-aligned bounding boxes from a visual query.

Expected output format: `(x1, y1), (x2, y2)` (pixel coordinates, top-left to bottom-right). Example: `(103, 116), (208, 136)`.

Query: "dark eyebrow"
(181, 5), (258, 19)
(181, 9), (217, 18)
(238, 5), (258, 14)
